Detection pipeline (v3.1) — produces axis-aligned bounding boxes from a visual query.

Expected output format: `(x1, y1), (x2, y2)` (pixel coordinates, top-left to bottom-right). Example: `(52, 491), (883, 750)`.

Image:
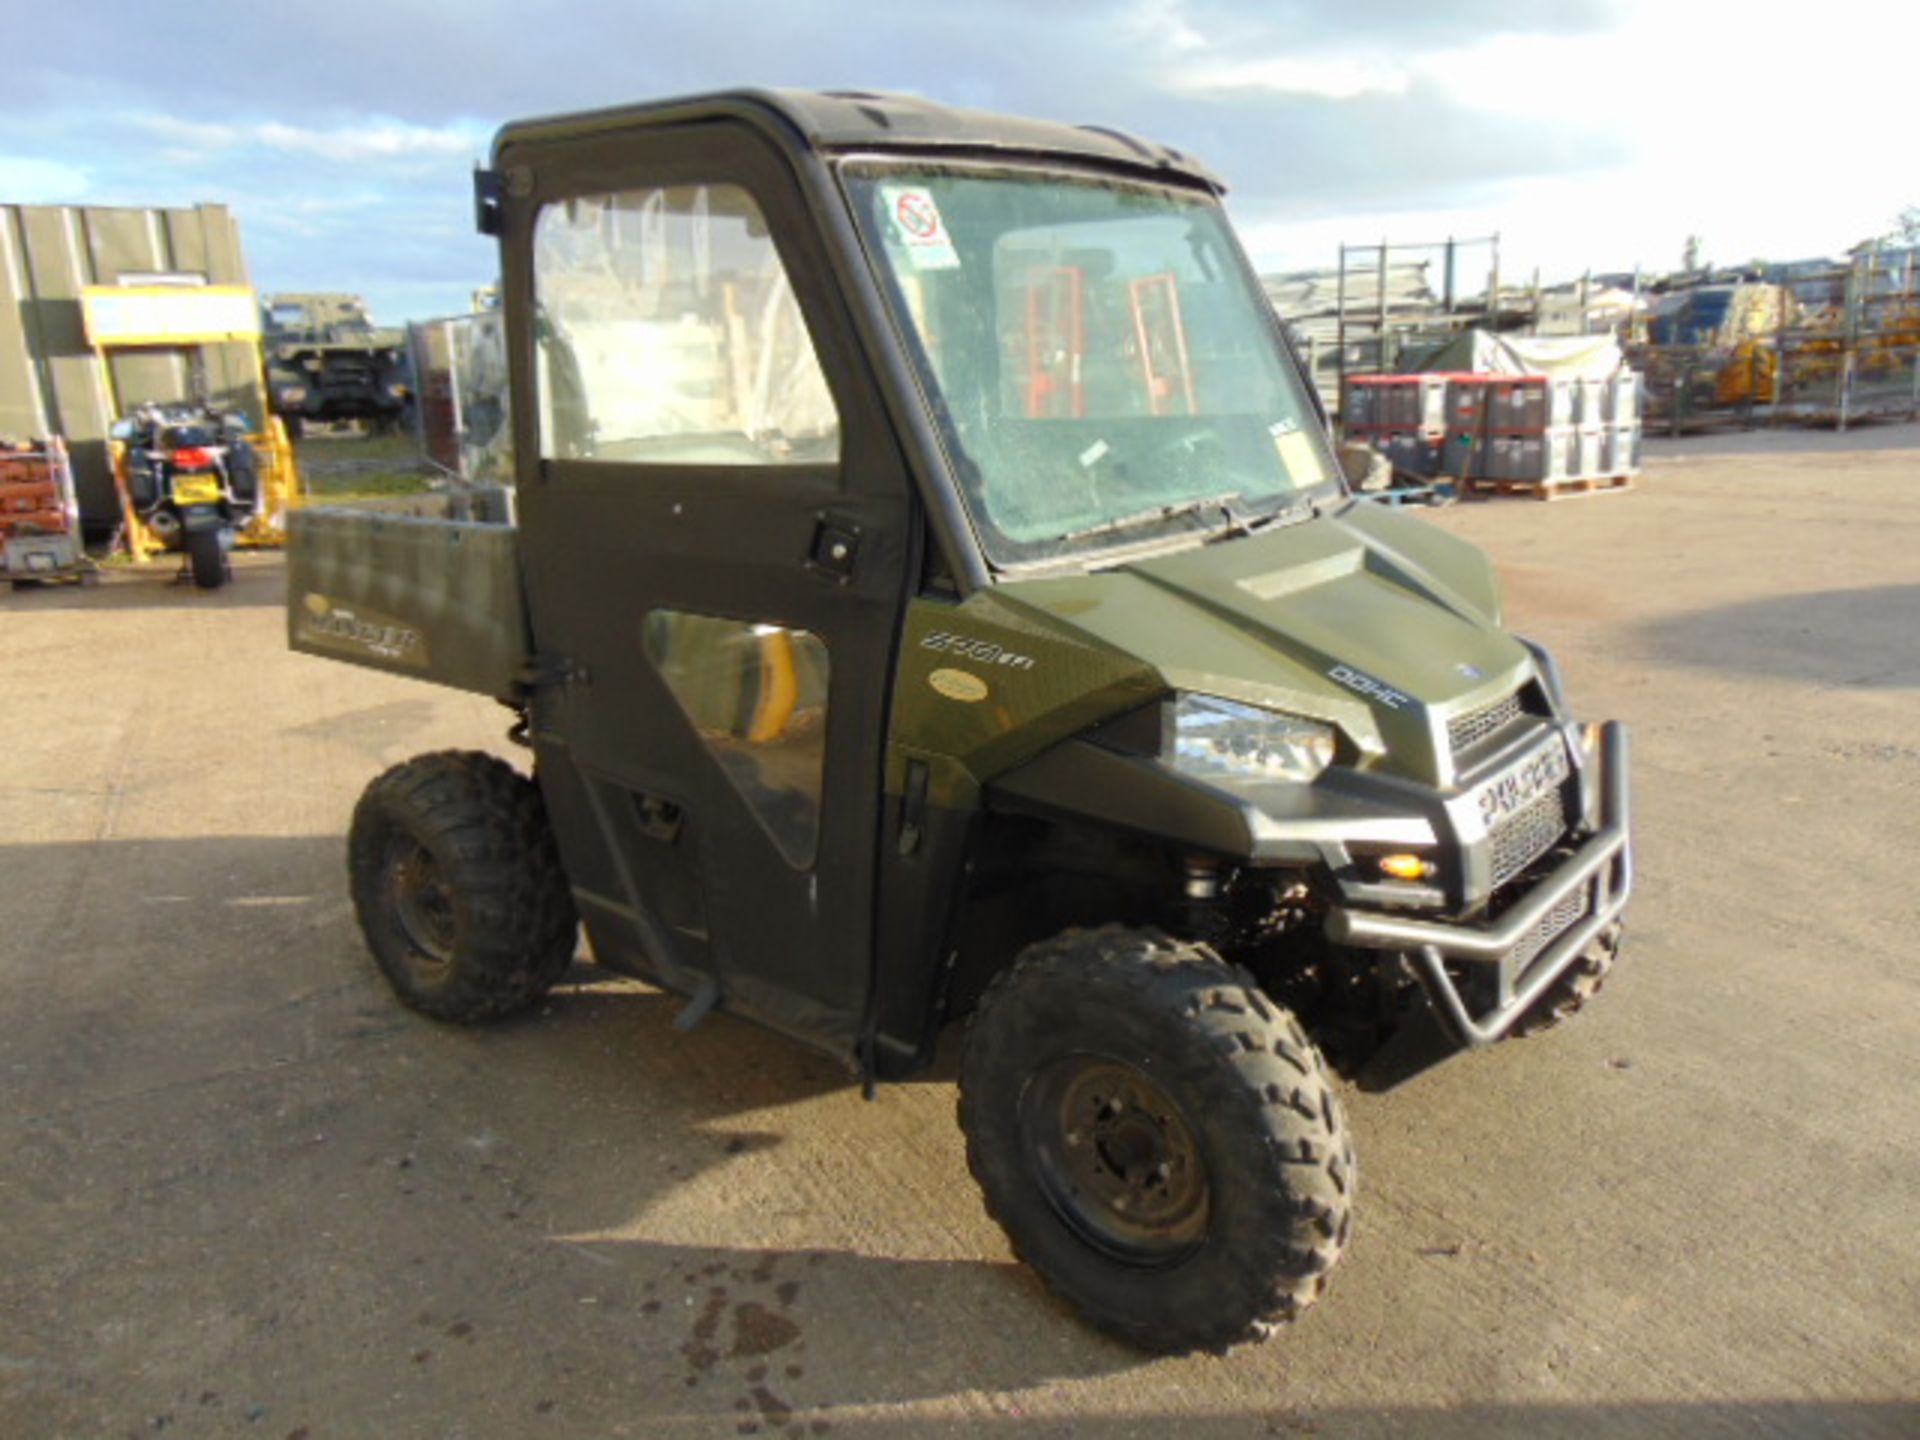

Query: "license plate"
(1472, 736), (1571, 826)
(26, 552), (53, 571)
(172, 475), (222, 506)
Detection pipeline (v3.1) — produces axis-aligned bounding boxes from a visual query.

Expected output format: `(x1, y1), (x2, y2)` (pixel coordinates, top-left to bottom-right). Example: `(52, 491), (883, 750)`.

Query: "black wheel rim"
(385, 834), (456, 978)
(1019, 1053), (1210, 1268)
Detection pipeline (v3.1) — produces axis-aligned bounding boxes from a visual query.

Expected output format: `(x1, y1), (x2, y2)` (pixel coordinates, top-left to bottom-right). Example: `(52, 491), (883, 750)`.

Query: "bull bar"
(1324, 722), (1632, 1048)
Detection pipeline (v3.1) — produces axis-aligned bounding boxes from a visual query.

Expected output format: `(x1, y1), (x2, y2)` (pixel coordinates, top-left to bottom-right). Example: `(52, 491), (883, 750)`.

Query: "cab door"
(498, 120), (914, 1060)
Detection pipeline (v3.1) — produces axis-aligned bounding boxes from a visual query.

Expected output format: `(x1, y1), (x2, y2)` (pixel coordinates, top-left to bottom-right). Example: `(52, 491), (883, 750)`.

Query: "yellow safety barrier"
(238, 415), (302, 548)
(111, 415), (303, 561)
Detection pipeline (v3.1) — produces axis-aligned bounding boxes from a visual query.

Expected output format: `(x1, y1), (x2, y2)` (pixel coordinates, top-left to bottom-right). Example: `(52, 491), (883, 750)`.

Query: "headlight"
(279, 386), (307, 403)
(1170, 694), (1336, 786)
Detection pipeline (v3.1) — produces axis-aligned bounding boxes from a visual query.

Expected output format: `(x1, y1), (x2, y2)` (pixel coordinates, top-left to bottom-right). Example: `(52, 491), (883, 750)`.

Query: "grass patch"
(300, 467), (434, 499)
(294, 431), (435, 500)
(294, 430), (422, 462)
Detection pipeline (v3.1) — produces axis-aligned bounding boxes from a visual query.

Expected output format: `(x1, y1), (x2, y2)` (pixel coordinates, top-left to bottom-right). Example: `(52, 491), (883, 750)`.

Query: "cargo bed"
(286, 506), (531, 699)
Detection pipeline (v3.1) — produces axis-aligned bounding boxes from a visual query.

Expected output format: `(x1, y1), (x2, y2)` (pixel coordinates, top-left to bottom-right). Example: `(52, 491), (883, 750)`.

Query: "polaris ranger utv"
(288, 89), (1631, 1354)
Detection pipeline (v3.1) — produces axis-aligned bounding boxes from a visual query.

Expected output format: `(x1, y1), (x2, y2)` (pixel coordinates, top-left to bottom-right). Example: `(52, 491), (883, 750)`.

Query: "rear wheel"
(185, 527), (225, 589)
(959, 925), (1354, 1354)
(348, 751), (578, 1022)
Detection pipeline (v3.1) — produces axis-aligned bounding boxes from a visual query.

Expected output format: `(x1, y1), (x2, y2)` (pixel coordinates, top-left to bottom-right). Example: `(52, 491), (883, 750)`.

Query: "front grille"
(1449, 691), (1525, 754)
(1507, 889), (1590, 973)
(1489, 789), (1567, 888)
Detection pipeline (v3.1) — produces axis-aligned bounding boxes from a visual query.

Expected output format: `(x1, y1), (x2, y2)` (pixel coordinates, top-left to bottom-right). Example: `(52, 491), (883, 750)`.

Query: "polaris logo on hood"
(1328, 663), (1411, 711)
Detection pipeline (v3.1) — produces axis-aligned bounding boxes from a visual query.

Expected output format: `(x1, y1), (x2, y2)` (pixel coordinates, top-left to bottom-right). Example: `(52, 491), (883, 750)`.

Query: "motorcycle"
(112, 405), (261, 589)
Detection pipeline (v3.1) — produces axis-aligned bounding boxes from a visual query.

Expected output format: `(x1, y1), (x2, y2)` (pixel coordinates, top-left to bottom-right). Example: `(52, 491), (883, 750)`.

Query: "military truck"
(288, 90), (1631, 1354)
(262, 292), (410, 435)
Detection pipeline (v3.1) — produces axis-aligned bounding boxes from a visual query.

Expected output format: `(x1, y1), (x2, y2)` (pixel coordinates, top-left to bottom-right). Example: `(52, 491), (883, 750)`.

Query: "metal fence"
(1628, 336), (1920, 433)
(1630, 246), (1920, 432)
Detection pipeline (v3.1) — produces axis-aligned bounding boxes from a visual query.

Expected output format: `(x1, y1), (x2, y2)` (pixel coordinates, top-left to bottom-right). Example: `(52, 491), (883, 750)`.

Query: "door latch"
(521, 652), (587, 688)
(898, 759), (930, 857)
(633, 792), (684, 843)
(808, 515), (861, 583)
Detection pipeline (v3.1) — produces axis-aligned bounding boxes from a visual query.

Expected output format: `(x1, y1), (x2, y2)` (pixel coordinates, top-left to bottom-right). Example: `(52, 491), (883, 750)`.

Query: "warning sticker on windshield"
(881, 186), (960, 270)
(1274, 429), (1327, 486)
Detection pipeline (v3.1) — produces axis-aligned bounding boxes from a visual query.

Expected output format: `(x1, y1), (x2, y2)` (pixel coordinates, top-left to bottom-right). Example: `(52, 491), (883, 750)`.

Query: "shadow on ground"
(1643, 418), (1920, 459)
(5, 833), (1918, 1435)
(0, 555), (285, 611)
(1636, 584), (1920, 688)
(688, 1400), (1919, 1439)
(0, 833), (1139, 1430)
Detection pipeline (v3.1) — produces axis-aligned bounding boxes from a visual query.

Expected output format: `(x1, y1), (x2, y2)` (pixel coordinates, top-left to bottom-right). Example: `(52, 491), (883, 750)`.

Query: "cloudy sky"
(6, 0), (1915, 323)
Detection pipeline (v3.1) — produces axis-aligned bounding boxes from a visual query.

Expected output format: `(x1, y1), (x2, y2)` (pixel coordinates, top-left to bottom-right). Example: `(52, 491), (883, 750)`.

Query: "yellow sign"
(928, 667), (989, 703)
(81, 285), (261, 346)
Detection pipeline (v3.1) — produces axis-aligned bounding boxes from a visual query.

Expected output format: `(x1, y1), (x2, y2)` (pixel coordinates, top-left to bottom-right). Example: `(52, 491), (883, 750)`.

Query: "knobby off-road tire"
(185, 527), (225, 589)
(348, 751), (578, 1023)
(1511, 920), (1622, 1039)
(959, 925), (1355, 1354)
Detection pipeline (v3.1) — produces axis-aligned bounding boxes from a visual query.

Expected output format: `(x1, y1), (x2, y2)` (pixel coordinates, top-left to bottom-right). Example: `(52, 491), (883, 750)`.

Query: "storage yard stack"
(1343, 373), (1449, 479)
(0, 435), (91, 586)
(1343, 364), (1643, 500)
(1606, 370), (1643, 475)
(1471, 367), (1642, 497)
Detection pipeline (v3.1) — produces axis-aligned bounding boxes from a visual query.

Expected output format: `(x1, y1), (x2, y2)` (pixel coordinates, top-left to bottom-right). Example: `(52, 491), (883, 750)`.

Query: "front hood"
(1001, 500), (1533, 787)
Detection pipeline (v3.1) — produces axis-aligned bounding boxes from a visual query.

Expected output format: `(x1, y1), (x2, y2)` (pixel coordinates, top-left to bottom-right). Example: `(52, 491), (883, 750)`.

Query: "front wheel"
(1511, 921), (1622, 1038)
(185, 526), (226, 589)
(959, 926), (1354, 1354)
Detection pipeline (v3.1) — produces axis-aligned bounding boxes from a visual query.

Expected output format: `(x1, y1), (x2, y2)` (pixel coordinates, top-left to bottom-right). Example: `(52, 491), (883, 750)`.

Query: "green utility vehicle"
(288, 90), (1631, 1354)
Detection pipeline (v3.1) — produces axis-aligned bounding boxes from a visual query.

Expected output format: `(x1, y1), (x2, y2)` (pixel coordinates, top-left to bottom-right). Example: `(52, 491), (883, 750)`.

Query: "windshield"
(843, 161), (1335, 566)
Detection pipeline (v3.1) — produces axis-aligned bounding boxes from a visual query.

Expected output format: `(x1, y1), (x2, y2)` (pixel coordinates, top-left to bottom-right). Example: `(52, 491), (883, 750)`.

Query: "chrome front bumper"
(1324, 722), (1632, 1048)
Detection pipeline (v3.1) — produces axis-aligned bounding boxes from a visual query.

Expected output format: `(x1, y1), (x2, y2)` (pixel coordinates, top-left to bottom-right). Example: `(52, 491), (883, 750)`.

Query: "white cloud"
(1170, 55), (1411, 101)
(1157, 0), (1920, 281)
(1124, 0), (1209, 55)
(0, 154), (89, 201)
(139, 114), (484, 163)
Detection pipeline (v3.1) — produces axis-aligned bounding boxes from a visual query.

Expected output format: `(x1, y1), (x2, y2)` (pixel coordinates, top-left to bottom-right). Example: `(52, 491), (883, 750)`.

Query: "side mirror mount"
(474, 166), (504, 237)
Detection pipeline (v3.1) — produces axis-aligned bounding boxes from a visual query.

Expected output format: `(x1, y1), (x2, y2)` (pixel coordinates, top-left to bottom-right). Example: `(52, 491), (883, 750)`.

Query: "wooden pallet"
(1466, 472), (1636, 502)
(1367, 476), (1458, 508)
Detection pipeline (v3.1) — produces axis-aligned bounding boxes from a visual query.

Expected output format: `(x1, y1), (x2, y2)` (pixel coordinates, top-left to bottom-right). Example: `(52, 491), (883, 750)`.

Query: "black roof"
(492, 88), (1223, 193)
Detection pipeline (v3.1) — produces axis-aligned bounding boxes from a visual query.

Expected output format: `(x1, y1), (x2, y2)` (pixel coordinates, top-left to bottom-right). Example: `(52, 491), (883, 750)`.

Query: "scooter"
(114, 405), (261, 589)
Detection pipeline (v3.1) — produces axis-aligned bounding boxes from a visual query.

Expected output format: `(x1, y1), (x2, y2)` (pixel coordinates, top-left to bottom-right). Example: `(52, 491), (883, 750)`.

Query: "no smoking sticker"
(880, 186), (959, 270)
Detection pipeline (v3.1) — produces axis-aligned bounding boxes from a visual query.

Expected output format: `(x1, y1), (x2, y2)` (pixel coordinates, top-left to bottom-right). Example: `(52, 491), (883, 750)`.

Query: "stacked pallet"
(1473, 372), (1642, 499)
(1343, 370), (1643, 500)
(1, 437), (89, 585)
(1344, 373), (1454, 479)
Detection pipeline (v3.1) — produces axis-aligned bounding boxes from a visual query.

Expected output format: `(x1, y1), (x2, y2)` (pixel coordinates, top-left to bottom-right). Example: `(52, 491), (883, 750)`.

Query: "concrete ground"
(2, 427), (1916, 1439)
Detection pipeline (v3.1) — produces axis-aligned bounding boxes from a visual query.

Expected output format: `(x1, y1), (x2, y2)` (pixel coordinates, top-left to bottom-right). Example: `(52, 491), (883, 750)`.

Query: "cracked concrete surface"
(2, 426), (1917, 1438)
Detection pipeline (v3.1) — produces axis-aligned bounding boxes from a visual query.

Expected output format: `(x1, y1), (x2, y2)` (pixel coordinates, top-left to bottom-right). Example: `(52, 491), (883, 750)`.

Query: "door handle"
(807, 515), (861, 583)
